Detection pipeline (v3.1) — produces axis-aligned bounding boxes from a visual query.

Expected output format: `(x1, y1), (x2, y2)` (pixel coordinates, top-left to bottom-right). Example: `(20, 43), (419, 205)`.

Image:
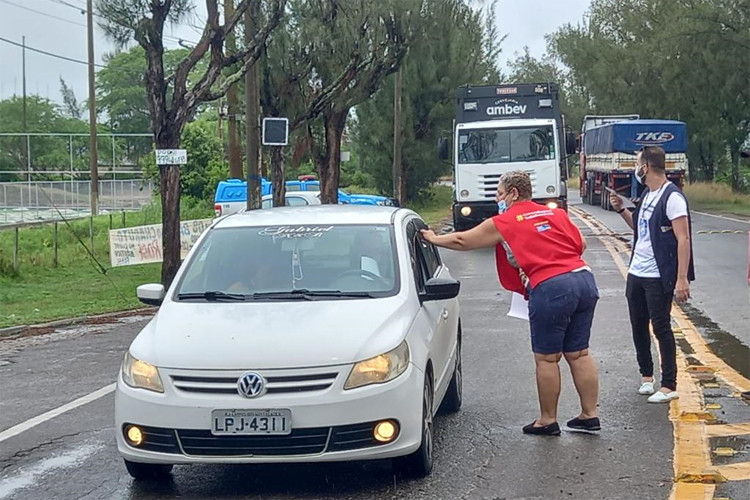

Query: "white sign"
(109, 218), (212, 267)
(155, 149), (188, 165)
(507, 292), (529, 321)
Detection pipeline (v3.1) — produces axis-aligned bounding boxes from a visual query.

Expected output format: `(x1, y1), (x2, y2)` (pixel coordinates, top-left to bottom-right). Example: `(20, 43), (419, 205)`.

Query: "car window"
(261, 199), (272, 209)
(176, 224), (400, 300)
(286, 196), (309, 206)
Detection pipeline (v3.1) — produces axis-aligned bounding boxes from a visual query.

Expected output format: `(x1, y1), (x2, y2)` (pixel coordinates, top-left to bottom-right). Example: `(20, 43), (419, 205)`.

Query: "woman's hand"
(420, 229), (437, 243)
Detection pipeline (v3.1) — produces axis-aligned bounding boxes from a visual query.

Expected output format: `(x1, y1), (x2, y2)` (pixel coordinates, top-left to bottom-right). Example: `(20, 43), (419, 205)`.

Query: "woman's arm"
(421, 218), (504, 251)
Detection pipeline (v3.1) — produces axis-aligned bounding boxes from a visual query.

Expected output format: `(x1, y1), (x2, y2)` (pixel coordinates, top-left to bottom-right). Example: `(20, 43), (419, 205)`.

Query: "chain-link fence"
(0, 132), (154, 226)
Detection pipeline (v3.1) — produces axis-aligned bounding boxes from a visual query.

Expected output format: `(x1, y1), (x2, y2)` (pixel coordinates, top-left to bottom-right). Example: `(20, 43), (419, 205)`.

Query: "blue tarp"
(584, 119), (688, 155)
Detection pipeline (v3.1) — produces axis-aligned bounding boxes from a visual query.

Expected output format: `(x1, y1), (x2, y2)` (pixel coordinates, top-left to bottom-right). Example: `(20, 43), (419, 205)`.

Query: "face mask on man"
(635, 163), (648, 185)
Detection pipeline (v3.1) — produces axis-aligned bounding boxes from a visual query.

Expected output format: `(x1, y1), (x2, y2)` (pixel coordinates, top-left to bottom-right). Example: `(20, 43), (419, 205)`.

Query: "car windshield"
(176, 224), (399, 300)
(458, 126), (555, 164)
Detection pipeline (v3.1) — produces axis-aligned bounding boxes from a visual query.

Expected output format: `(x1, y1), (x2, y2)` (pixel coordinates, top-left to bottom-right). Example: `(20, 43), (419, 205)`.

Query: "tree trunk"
(318, 108), (348, 204)
(224, 0), (243, 179)
(156, 131), (182, 289)
(730, 143), (741, 192)
(271, 147), (285, 206)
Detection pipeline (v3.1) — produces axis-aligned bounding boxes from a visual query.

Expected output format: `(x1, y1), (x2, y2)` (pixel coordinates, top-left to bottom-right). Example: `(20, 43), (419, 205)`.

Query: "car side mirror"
(421, 276), (460, 302)
(137, 283), (166, 306)
(437, 137), (449, 160)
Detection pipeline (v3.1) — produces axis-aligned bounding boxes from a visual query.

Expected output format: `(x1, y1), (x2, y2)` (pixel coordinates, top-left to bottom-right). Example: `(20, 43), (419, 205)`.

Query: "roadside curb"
(0, 307), (156, 339)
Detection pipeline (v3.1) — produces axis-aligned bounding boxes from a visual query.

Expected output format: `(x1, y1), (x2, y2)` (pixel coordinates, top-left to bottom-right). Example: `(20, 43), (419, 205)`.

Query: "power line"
(0, 0), (87, 27)
(0, 35), (104, 68)
(45, 0), (199, 46)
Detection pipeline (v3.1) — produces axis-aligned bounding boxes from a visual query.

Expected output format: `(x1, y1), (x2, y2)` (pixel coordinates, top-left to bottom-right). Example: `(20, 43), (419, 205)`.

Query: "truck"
(580, 119), (688, 210)
(438, 83), (577, 231)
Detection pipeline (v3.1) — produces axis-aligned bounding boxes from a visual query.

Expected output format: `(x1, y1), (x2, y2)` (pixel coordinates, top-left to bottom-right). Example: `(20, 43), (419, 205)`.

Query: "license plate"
(211, 409), (292, 435)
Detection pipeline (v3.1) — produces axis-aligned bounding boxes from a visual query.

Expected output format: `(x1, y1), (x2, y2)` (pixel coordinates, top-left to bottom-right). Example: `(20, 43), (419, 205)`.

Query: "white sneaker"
(638, 381), (656, 395)
(647, 390), (679, 403)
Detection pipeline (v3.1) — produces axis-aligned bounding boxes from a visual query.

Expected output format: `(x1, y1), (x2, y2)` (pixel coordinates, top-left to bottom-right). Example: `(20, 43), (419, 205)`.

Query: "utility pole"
(22, 36), (29, 183)
(245, 2), (261, 210)
(392, 67), (403, 205)
(86, 0), (99, 215)
(224, 0), (243, 178)
(21, 36), (27, 133)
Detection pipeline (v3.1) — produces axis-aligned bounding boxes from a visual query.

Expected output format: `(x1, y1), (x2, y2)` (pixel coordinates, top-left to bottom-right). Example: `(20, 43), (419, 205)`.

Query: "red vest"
(493, 201), (587, 293)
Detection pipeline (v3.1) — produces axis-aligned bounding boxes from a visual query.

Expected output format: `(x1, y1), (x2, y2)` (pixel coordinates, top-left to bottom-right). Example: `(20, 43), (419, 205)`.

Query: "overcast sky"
(0, 0), (590, 114)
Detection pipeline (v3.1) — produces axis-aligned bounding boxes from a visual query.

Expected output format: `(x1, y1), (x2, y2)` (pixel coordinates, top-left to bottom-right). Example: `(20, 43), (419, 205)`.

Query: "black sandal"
(522, 420), (561, 436)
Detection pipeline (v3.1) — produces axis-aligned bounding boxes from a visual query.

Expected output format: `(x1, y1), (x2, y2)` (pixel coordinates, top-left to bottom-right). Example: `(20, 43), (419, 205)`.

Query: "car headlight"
(121, 351), (164, 393)
(344, 341), (409, 390)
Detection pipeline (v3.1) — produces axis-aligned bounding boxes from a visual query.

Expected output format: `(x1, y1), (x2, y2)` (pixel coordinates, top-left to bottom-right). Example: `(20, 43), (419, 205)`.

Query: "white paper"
(604, 186), (635, 208)
(507, 292), (529, 321)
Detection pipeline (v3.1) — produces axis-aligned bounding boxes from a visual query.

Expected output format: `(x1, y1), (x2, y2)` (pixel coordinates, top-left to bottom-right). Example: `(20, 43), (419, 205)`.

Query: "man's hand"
(420, 229), (437, 243)
(675, 277), (691, 302)
(610, 192), (623, 212)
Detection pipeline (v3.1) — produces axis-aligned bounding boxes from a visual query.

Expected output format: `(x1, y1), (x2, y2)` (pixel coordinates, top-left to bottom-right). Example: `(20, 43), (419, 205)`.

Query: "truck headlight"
(460, 206), (472, 216)
(121, 352), (164, 393)
(344, 341), (409, 390)
(547, 201), (558, 209)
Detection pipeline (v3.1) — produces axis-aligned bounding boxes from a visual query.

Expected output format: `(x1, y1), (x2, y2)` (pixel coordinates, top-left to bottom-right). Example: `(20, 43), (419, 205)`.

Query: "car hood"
(130, 296), (415, 370)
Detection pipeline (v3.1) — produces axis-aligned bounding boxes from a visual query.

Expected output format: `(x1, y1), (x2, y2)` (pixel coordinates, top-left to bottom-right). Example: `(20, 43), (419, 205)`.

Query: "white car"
(116, 205), (462, 480)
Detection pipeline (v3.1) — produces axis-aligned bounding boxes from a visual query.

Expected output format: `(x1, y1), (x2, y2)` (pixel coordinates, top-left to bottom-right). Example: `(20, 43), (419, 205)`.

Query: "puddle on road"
(679, 303), (750, 379)
(0, 443), (103, 499)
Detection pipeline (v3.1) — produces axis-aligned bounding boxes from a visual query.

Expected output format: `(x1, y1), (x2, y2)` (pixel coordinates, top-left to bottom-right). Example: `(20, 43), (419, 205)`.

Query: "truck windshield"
(458, 126), (555, 164)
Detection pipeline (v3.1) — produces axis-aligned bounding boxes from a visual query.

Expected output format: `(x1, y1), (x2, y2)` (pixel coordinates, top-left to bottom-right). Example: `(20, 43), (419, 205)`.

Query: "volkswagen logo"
(237, 372), (265, 398)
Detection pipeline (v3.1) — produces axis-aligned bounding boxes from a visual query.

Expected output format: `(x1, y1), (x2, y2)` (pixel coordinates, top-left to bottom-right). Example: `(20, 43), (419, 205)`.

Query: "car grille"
(170, 371), (339, 396)
(177, 427), (330, 456)
(125, 422), (390, 457)
(477, 170), (537, 199)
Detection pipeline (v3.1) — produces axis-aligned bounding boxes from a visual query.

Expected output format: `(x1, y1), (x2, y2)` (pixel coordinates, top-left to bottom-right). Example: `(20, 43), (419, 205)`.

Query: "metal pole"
(87, 0), (99, 216)
(112, 135), (116, 210)
(21, 36), (27, 134)
(53, 221), (58, 267)
(13, 227), (19, 272)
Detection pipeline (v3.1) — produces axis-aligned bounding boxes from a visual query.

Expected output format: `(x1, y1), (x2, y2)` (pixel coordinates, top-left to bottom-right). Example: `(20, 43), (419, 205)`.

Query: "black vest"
(630, 182), (695, 292)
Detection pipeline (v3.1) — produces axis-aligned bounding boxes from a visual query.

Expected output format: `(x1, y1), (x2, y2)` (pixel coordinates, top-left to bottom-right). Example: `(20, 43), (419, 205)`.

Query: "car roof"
(214, 205), (408, 228)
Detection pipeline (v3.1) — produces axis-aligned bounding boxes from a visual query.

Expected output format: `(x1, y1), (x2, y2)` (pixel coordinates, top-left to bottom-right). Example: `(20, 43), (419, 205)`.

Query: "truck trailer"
(439, 83), (577, 231)
(580, 119), (688, 210)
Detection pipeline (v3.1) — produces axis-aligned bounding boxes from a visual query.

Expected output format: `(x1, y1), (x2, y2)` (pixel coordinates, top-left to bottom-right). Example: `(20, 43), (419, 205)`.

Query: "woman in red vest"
(421, 170), (600, 436)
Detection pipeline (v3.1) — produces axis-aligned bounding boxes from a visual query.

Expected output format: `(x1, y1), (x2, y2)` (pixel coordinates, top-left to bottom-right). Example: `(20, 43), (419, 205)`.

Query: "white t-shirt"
(629, 182), (688, 278)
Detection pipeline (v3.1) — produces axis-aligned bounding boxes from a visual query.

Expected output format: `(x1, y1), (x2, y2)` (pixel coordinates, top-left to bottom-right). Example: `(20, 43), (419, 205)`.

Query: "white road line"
(0, 384), (115, 444)
(692, 210), (750, 225)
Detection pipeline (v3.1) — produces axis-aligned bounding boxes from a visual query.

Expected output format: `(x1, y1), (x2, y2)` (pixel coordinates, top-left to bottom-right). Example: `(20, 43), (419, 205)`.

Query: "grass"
(0, 202), (213, 329)
(407, 185), (453, 227)
(683, 182), (750, 217)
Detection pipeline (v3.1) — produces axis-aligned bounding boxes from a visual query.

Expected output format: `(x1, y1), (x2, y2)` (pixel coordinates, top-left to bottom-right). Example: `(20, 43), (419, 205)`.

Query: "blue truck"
(579, 119), (688, 210)
(214, 178), (399, 217)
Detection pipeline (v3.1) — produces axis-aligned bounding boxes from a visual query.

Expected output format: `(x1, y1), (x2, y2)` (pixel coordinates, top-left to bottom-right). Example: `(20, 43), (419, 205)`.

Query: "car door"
(412, 220), (457, 401)
(406, 218), (454, 400)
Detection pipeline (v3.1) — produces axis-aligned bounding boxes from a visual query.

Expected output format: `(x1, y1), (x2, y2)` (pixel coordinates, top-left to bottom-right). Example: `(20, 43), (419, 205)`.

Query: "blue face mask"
(497, 200), (508, 214)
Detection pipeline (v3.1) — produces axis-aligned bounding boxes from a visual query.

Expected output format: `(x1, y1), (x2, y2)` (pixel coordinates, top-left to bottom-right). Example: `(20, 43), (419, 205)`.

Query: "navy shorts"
(528, 270), (599, 355)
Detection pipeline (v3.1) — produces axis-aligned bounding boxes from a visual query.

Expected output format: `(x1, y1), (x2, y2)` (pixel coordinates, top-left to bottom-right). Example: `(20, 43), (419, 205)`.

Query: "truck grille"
(478, 171), (537, 199)
(169, 370), (339, 396)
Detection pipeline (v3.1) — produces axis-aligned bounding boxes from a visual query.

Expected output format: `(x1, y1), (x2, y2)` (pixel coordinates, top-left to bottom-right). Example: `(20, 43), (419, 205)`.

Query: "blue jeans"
(528, 271), (599, 354)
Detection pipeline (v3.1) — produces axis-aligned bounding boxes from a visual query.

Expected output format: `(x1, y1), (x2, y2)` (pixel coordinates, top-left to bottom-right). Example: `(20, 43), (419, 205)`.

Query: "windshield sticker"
(258, 226), (335, 239)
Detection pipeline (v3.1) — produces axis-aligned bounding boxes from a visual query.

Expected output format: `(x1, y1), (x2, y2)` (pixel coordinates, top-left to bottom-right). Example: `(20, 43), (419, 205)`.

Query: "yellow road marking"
(570, 206), (750, 499)
(706, 423), (750, 438)
(714, 463), (750, 481)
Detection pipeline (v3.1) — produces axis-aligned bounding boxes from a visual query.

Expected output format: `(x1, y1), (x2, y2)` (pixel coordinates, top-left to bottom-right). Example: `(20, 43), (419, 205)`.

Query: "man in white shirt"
(610, 146), (694, 404)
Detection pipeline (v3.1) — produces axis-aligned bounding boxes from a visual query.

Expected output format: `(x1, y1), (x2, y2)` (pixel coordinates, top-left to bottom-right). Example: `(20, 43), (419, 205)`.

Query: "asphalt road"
(573, 194), (750, 377)
(0, 212), (684, 500)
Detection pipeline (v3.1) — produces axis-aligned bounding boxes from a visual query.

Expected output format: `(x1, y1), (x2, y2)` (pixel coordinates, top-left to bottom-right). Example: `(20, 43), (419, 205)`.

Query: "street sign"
(155, 149), (188, 165)
(262, 118), (289, 146)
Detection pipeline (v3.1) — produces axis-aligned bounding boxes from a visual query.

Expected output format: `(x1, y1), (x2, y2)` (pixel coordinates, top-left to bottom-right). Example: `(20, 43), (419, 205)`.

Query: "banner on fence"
(109, 219), (213, 267)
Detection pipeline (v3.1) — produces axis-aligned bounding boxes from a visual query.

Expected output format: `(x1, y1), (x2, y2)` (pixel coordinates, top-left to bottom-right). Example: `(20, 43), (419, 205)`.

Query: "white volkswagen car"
(116, 205), (462, 480)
